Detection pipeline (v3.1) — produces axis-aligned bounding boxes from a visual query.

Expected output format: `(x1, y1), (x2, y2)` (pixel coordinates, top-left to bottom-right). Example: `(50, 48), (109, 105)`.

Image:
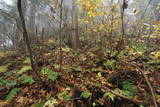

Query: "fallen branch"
(88, 82), (150, 105)
(128, 62), (158, 107)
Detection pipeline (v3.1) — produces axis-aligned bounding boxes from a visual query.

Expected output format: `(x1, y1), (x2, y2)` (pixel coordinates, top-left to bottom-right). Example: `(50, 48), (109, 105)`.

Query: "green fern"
(6, 88), (20, 101)
(20, 74), (35, 84)
(0, 77), (17, 86)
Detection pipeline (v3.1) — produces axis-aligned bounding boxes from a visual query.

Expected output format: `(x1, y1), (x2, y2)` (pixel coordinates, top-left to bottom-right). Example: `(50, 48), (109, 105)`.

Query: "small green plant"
(122, 80), (136, 98)
(96, 72), (102, 79)
(41, 67), (59, 81)
(104, 92), (115, 101)
(20, 74), (35, 84)
(18, 66), (32, 74)
(0, 77), (17, 86)
(81, 91), (92, 99)
(48, 72), (59, 81)
(23, 57), (31, 64)
(4, 72), (14, 77)
(104, 59), (117, 70)
(57, 90), (71, 100)
(62, 46), (71, 52)
(33, 102), (43, 107)
(131, 41), (146, 52)
(79, 54), (87, 61)
(114, 80), (136, 98)
(6, 88), (20, 101)
(72, 67), (82, 71)
(147, 56), (160, 72)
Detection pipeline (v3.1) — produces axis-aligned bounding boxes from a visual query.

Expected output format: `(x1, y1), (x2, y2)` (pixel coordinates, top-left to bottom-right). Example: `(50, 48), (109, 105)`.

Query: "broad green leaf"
(72, 67), (82, 71)
(20, 74), (35, 84)
(48, 72), (59, 81)
(33, 102), (43, 107)
(81, 91), (92, 99)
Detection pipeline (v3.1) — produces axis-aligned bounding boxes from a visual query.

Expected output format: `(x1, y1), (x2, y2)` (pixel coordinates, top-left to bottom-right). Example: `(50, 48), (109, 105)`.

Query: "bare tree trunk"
(59, 0), (63, 72)
(71, 0), (79, 49)
(116, 0), (127, 51)
(17, 0), (42, 83)
(28, 3), (37, 44)
(41, 28), (45, 46)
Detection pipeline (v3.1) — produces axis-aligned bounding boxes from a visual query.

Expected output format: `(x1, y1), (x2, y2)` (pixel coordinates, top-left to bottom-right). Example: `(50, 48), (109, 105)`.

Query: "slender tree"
(17, 0), (42, 82)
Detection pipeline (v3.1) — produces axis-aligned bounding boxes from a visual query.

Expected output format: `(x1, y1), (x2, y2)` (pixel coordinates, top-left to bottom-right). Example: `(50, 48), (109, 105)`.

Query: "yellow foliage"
(78, 0), (104, 17)
(0, 51), (15, 58)
(151, 51), (160, 58)
(0, 65), (8, 72)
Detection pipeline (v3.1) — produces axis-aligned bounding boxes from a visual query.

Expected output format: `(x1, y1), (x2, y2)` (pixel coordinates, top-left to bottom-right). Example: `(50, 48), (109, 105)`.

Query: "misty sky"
(2, 0), (13, 5)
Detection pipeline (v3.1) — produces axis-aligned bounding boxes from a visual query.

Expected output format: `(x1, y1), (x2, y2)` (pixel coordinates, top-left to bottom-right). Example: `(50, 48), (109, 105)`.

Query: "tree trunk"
(17, 0), (42, 82)
(71, 0), (79, 49)
(28, 3), (37, 43)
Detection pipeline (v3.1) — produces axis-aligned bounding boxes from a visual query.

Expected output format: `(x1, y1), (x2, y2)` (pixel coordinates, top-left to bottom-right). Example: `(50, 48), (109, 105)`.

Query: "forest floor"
(0, 42), (160, 107)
